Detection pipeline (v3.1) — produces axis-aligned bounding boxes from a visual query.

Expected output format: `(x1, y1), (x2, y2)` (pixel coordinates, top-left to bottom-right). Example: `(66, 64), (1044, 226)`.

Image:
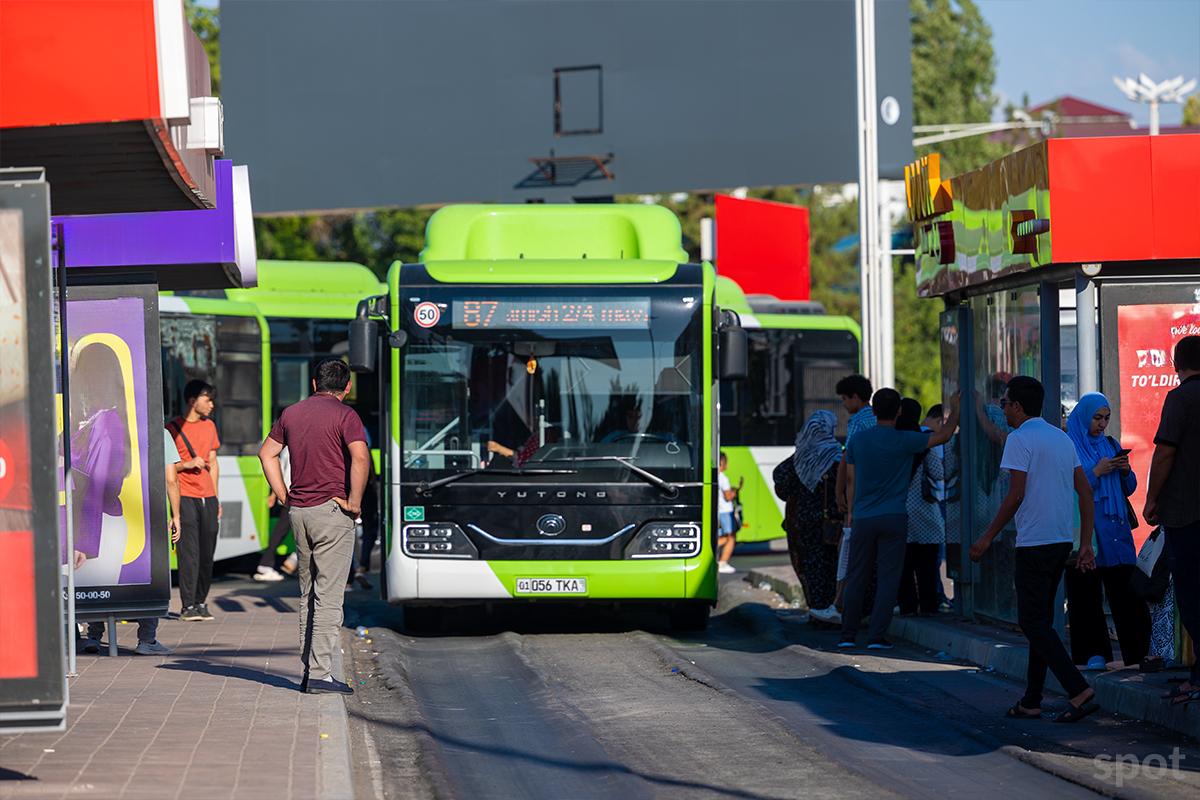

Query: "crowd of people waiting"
(774, 334), (1200, 717)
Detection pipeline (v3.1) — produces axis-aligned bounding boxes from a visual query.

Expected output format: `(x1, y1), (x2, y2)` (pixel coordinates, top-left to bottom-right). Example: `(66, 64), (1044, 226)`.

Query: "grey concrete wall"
(222, 0), (913, 213)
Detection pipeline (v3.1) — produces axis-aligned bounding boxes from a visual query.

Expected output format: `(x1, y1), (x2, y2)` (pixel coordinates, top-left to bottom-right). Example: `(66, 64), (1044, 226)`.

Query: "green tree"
(184, 0), (221, 94)
(1184, 94), (1200, 127)
(910, 0), (1006, 175)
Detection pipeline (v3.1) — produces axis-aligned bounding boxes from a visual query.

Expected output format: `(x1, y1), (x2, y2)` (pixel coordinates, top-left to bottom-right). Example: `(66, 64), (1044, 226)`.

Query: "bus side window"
(215, 315), (264, 455)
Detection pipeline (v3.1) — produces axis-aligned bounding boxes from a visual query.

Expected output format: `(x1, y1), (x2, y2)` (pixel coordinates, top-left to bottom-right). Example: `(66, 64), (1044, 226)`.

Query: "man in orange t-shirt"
(168, 380), (221, 622)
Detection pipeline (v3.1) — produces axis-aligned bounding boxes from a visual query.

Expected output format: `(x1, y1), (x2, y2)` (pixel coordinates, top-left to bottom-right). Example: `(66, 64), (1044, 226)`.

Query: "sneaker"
(280, 553), (299, 575)
(809, 605), (842, 625)
(135, 640), (173, 656)
(717, 561), (736, 574)
(837, 639), (857, 649)
(179, 606), (204, 622)
(254, 566), (285, 582)
(867, 639), (895, 651)
(303, 678), (354, 695)
(197, 604), (214, 620)
(80, 638), (102, 654)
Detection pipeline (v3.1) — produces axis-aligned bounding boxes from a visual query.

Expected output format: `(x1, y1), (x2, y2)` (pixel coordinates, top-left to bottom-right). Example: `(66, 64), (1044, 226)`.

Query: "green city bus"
(165, 260), (387, 565)
(715, 277), (861, 543)
(350, 204), (746, 629)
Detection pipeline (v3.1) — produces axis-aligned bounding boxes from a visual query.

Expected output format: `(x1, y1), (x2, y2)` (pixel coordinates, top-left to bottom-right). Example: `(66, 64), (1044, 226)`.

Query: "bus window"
(161, 314), (217, 421)
(215, 315), (264, 455)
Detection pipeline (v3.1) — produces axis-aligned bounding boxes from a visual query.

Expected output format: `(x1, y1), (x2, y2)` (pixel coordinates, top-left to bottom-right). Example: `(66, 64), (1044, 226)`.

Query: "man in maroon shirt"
(259, 358), (369, 694)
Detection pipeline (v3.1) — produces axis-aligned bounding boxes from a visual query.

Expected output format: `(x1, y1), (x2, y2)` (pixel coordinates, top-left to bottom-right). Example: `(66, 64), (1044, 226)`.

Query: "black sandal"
(1170, 689), (1200, 707)
(1053, 702), (1099, 723)
(1005, 702), (1041, 719)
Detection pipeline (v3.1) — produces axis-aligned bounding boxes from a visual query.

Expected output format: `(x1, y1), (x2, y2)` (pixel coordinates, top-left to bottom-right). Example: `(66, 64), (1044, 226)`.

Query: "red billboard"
(715, 195), (810, 301)
(1116, 301), (1200, 548)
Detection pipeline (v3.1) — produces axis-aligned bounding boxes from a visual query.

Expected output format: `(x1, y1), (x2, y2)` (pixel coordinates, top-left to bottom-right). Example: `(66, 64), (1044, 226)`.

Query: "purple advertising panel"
(0, 176), (66, 733)
(63, 283), (169, 617)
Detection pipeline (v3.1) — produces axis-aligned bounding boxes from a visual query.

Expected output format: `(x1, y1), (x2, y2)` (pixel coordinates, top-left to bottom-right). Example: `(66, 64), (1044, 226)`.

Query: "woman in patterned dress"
(897, 399), (945, 615)
(776, 410), (844, 620)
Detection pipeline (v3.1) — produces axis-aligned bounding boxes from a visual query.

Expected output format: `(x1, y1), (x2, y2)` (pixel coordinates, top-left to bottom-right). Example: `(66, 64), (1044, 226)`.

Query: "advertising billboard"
(1113, 298), (1200, 549)
(62, 284), (170, 618)
(0, 176), (66, 733)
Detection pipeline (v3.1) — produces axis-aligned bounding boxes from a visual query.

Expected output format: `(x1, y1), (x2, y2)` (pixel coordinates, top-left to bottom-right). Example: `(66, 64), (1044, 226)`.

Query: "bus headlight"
(624, 522), (701, 559)
(403, 523), (479, 559)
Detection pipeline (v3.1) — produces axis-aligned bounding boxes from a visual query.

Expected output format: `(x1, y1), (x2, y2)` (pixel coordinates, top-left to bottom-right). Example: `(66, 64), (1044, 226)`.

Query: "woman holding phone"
(1065, 393), (1150, 668)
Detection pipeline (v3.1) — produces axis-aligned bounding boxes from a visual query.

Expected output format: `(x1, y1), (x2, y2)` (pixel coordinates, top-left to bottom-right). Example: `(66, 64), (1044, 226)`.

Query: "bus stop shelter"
(905, 135), (1200, 630)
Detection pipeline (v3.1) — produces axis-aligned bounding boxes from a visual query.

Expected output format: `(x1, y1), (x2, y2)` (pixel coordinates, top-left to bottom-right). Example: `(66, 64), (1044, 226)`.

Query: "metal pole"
(855, 0), (883, 385)
(54, 224), (77, 676)
(1074, 274), (1099, 396)
(1150, 99), (1159, 136)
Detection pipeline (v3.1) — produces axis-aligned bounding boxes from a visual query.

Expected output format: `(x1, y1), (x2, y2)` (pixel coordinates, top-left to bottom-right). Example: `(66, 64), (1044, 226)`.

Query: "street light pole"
(855, 0), (892, 388)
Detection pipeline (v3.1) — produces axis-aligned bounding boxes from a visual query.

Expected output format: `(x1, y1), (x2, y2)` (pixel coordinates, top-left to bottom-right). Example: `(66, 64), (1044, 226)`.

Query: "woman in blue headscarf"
(1065, 393), (1149, 668)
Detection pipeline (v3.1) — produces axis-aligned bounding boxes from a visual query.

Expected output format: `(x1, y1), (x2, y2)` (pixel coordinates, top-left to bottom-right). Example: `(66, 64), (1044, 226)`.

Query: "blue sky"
(979, 0), (1200, 125)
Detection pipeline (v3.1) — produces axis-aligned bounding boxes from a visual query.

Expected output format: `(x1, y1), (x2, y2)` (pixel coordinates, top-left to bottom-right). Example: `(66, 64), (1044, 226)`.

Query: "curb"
(317, 634), (357, 800)
(746, 566), (1200, 742)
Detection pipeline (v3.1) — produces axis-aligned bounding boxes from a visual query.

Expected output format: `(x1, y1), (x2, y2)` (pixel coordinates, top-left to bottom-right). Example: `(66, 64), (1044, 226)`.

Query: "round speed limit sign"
(414, 302), (441, 328)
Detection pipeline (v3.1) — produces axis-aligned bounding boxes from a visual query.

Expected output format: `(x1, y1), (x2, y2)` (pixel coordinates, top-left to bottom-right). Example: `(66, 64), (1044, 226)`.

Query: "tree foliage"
(1184, 94), (1200, 128)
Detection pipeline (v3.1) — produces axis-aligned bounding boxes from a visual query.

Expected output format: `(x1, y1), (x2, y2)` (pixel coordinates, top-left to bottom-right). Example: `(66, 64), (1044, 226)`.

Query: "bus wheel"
(402, 605), (444, 633)
(669, 602), (710, 632)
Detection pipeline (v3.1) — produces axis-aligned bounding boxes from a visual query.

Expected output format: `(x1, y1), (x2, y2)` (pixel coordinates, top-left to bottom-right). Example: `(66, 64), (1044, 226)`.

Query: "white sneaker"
(254, 566), (284, 582)
(717, 561), (736, 574)
(809, 605), (842, 625)
(280, 553), (299, 575)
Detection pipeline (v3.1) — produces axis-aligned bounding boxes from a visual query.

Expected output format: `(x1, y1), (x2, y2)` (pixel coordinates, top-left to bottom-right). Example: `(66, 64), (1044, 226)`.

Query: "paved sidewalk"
(0, 579), (354, 800)
(748, 563), (1200, 741)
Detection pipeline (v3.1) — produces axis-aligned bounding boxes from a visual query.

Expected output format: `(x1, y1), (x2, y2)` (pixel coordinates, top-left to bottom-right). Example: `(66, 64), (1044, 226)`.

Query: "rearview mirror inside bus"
(348, 317), (379, 372)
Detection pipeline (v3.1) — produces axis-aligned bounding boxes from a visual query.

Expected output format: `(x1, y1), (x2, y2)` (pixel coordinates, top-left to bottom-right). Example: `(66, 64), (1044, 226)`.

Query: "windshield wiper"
(417, 467), (578, 495)
(532, 455), (678, 496)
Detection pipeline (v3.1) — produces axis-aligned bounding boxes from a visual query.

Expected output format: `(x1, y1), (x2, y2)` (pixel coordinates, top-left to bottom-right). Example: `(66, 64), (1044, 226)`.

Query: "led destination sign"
(452, 298), (651, 330)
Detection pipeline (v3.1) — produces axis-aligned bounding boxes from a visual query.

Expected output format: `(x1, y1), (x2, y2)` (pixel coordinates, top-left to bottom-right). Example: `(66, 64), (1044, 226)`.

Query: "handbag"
(1130, 527), (1170, 603)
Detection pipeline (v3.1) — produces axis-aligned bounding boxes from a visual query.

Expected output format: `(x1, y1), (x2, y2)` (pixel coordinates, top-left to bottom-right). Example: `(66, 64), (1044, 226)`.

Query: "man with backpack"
(168, 380), (221, 622)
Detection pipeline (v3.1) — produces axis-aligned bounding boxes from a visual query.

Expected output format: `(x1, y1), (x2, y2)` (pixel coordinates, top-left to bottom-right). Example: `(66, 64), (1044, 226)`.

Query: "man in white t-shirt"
(970, 376), (1098, 723)
(717, 452), (739, 574)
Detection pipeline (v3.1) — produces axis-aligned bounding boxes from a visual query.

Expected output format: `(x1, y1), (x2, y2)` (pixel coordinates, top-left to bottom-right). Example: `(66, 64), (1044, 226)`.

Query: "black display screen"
(452, 298), (651, 330)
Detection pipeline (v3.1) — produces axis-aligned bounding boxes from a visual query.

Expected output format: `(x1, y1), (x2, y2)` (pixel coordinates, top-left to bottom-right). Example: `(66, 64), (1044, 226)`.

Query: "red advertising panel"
(1116, 301), (1200, 549)
(714, 195), (810, 301)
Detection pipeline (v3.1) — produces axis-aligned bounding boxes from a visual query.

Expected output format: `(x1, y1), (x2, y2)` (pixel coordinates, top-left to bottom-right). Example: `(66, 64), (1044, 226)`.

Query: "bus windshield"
(399, 288), (704, 483)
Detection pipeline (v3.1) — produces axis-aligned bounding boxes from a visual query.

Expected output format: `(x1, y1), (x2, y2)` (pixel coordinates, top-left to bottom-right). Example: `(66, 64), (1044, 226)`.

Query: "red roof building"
(995, 94), (1199, 148)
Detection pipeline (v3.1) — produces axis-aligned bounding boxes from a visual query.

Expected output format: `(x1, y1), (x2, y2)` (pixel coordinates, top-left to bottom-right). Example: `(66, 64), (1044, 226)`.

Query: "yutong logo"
(495, 490), (608, 500)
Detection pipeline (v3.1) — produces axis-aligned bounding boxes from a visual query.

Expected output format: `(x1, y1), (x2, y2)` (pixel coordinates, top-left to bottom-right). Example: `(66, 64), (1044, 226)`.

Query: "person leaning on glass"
(1064, 393), (1149, 669)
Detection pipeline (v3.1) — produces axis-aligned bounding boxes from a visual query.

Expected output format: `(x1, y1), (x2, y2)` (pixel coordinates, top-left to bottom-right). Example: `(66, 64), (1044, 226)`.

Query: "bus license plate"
(515, 578), (587, 595)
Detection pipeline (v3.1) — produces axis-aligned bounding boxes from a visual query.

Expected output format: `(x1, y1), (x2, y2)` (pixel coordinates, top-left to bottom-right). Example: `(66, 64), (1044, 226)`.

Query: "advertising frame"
(1100, 277), (1200, 549)
(63, 280), (170, 619)
(0, 175), (67, 733)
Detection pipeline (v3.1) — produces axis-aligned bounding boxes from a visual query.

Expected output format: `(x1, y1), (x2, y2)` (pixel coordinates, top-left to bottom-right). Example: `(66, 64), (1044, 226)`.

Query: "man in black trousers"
(971, 376), (1098, 722)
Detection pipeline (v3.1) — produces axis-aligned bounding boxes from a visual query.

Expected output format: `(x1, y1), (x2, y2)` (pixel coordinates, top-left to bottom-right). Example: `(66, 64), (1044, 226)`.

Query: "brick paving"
(0, 579), (346, 800)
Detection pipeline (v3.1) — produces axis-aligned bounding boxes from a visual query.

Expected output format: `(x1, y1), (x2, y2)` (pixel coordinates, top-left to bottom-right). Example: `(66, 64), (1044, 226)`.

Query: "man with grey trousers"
(260, 358), (370, 695)
(839, 388), (959, 649)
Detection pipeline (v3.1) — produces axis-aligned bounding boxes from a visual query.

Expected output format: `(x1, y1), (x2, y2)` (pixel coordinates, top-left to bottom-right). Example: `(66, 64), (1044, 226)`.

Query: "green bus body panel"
(420, 204), (688, 263)
(748, 311), (862, 337)
(420, 259), (682, 284)
(484, 557), (716, 601)
(722, 448), (783, 543)
(226, 260), (385, 318)
(715, 275), (752, 312)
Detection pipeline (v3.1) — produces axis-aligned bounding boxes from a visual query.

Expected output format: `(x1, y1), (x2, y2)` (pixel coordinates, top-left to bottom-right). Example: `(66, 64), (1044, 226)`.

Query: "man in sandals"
(970, 376), (1098, 723)
(1144, 336), (1200, 707)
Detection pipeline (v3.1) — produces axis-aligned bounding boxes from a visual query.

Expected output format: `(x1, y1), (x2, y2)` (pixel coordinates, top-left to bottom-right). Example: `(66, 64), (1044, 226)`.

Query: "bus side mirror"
(719, 311), (748, 380)
(348, 317), (379, 373)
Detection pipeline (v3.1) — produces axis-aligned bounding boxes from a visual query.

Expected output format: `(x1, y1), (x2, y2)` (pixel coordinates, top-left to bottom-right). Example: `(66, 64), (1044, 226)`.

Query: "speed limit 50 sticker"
(414, 302), (441, 328)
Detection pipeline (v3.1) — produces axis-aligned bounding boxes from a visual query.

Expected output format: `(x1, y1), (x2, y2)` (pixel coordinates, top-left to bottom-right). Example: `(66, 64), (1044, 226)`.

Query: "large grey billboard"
(222, 0), (912, 213)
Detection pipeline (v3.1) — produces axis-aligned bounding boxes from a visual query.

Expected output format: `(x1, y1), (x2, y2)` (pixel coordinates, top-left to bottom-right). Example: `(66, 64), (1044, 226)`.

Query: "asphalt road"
(342, 574), (1200, 800)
